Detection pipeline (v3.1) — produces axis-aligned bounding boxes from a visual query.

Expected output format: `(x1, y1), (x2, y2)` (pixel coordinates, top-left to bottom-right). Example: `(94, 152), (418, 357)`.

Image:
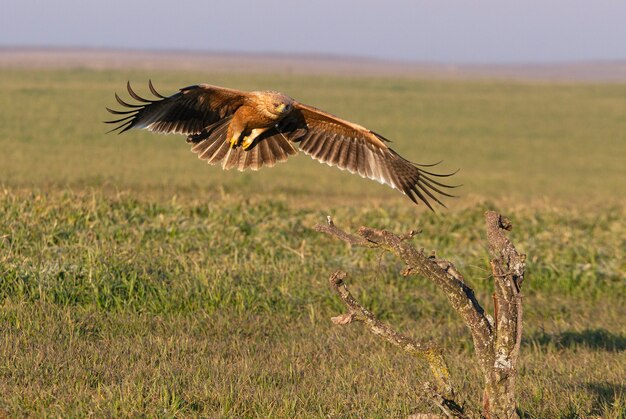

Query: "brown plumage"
(105, 81), (458, 209)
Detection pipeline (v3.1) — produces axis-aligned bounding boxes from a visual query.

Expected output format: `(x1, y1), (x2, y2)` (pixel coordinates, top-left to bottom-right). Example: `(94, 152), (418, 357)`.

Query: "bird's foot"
(241, 135), (254, 150)
(229, 136), (239, 149)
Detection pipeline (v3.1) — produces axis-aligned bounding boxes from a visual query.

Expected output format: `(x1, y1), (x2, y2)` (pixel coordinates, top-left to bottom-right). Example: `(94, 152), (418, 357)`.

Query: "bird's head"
(261, 91), (294, 116)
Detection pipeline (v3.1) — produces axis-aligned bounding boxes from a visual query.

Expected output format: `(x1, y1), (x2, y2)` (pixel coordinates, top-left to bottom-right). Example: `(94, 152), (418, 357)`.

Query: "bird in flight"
(105, 81), (457, 209)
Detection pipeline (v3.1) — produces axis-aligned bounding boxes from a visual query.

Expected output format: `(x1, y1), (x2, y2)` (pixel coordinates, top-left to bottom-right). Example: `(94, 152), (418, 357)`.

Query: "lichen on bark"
(315, 211), (526, 418)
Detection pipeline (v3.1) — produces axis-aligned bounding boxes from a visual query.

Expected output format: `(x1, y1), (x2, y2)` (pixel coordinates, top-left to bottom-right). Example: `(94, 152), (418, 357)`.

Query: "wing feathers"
(285, 106), (457, 209)
(115, 93), (142, 108)
(148, 80), (168, 99)
(302, 132), (325, 157)
(126, 81), (153, 103)
(106, 81), (457, 209)
(336, 138), (351, 169)
(209, 139), (231, 165)
(105, 81), (246, 136)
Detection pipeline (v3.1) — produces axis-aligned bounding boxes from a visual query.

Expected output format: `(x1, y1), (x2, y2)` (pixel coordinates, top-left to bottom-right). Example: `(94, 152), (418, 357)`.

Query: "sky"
(2, 0), (625, 64)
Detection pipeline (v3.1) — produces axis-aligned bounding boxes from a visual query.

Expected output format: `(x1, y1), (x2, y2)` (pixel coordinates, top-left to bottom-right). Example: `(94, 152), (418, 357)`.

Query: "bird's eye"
(273, 102), (280, 108)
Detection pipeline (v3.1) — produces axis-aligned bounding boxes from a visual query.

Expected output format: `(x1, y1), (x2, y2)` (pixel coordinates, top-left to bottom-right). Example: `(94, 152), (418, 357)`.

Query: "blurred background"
(1, 0), (625, 208)
(1, 1), (625, 208)
(4, 0), (626, 63)
(1, 2), (625, 417)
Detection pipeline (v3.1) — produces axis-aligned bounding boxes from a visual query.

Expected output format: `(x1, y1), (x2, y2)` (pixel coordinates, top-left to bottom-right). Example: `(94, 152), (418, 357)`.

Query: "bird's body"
(106, 82), (456, 209)
(226, 91), (294, 150)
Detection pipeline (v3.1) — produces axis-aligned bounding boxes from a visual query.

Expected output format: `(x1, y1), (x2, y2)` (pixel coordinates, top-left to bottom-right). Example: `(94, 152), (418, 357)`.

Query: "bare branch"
(421, 382), (469, 419)
(328, 271), (441, 368)
(313, 216), (376, 247)
(328, 271), (469, 417)
(318, 222), (494, 373)
(317, 213), (526, 418)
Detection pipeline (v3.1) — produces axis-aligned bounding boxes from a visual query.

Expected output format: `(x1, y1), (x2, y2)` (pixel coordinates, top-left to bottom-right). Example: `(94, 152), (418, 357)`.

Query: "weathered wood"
(483, 211), (526, 419)
(315, 211), (526, 419)
(328, 270), (466, 417)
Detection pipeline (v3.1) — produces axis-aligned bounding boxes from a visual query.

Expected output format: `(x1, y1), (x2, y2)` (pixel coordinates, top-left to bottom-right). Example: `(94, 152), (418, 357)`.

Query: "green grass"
(0, 68), (625, 417)
(1, 68), (625, 206)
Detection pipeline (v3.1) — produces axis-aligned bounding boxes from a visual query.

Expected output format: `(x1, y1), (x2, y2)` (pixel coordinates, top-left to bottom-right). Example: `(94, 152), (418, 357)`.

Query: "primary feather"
(105, 81), (458, 210)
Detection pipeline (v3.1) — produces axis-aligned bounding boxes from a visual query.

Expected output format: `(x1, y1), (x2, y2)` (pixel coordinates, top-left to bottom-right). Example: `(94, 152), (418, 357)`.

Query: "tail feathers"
(189, 128), (297, 171)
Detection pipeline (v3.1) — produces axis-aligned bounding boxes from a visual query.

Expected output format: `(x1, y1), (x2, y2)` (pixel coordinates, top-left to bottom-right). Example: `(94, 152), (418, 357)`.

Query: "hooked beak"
(276, 103), (287, 113)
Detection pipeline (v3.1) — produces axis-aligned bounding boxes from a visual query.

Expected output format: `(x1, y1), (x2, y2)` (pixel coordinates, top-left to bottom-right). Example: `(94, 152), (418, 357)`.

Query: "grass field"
(0, 68), (625, 417)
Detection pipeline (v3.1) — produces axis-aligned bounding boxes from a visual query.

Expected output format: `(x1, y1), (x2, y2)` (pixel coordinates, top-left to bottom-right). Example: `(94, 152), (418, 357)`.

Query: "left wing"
(105, 81), (297, 172)
(105, 81), (248, 135)
(275, 102), (458, 210)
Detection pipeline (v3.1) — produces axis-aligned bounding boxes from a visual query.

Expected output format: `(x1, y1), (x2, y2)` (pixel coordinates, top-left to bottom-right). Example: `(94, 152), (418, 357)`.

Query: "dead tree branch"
(315, 212), (526, 419)
(483, 212), (526, 418)
(328, 270), (464, 416)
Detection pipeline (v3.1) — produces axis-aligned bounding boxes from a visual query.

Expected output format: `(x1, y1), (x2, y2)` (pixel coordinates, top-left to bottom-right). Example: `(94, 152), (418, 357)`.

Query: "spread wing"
(105, 81), (247, 135)
(105, 82), (457, 209)
(274, 102), (458, 210)
(106, 81), (298, 172)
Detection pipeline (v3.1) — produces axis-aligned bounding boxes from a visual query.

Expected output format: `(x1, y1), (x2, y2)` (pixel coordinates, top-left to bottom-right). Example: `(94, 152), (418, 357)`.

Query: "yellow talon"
(229, 136), (238, 149)
(242, 136), (254, 150)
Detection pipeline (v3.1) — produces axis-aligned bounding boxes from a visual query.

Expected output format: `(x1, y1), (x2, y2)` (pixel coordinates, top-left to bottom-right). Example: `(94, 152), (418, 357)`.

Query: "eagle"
(105, 81), (457, 209)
